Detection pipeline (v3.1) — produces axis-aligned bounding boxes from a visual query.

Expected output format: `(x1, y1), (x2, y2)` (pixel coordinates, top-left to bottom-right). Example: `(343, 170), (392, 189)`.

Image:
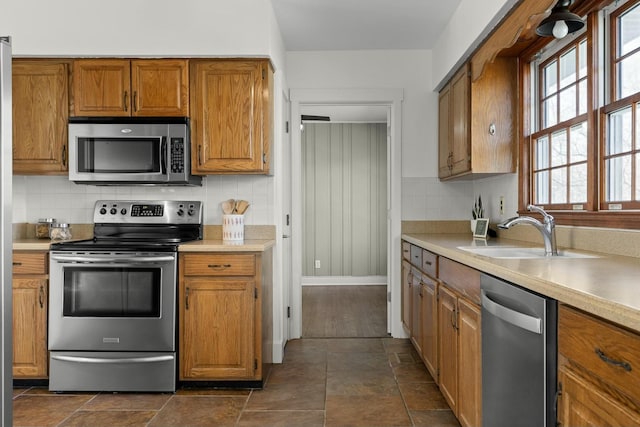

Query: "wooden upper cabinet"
(190, 59), (273, 174)
(438, 57), (517, 180)
(72, 59), (188, 117)
(12, 60), (70, 175)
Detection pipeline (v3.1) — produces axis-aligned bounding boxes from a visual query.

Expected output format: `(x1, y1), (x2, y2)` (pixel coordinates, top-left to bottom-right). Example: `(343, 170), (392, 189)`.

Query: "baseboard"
(301, 276), (387, 286)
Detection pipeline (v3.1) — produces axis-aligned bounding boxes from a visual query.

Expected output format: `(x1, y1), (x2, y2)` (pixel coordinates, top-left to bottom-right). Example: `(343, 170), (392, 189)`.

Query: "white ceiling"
(270, 0), (463, 51)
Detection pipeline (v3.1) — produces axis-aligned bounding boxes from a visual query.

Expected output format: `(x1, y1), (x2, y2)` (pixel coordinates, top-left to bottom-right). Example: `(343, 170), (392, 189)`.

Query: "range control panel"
(93, 200), (202, 225)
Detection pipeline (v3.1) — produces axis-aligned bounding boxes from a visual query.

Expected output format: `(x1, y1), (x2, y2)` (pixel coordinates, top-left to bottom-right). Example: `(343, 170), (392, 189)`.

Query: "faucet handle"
(527, 204), (554, 223)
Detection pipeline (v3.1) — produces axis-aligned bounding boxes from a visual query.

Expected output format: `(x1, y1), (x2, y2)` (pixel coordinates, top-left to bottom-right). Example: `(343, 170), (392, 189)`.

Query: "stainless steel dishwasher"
(481, 273), (557, 427)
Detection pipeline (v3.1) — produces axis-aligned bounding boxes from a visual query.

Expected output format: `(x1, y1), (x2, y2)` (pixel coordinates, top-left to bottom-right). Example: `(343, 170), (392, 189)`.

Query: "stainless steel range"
(48, 200), (202, 392)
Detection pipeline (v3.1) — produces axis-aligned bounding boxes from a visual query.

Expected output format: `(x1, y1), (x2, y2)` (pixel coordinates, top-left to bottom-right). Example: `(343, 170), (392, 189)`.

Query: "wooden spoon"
(236, 200), (250, 214)
(221, 199), (235, 215)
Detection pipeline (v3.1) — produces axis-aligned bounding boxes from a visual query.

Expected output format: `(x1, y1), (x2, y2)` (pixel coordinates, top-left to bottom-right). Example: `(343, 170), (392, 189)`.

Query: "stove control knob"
(99, 208), (107, 215)
(120, 208), (127, 215)
(188, 209), (195, 216)
(110, 208), (117, 215)
(177, 209), (184, 216)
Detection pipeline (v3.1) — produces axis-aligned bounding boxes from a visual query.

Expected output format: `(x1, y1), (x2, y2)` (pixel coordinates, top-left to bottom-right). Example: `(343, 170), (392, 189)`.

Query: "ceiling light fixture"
(536, 0), (584, 39)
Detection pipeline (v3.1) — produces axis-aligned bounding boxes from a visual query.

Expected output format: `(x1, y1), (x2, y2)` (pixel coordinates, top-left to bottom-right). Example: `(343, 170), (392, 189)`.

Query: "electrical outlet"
(499, 196), (505, 215)
(315, 260), (321, 269)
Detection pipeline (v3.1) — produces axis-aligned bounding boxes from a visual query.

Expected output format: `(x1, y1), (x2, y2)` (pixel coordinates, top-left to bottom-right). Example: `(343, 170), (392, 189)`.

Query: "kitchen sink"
(457, 246), (600, 259)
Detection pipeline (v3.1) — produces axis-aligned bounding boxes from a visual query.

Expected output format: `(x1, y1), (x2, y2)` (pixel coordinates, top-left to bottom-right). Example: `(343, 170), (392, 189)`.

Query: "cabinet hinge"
(262, 68), (266, 80)
(287, 306), (291, 318)
(263, 153), (267, 164)
(254, 288), (258, 299)
(285, 121), (289, 133)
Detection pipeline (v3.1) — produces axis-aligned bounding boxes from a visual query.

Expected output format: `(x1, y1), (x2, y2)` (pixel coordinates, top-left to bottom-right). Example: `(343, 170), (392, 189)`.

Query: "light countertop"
(403, 233), (640, 333)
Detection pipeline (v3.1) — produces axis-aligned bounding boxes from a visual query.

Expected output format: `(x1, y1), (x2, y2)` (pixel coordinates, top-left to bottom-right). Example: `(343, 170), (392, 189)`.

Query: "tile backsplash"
(13, 175), (274, 226)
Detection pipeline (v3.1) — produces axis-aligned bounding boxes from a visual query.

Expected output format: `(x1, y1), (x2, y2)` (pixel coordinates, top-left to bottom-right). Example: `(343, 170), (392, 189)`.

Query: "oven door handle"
(50, 255), (176, 263)
(51, 354), (174, 364)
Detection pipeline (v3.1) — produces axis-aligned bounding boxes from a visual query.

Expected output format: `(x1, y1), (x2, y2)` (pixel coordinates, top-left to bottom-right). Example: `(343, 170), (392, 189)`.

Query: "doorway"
(289, 88), (404, 340)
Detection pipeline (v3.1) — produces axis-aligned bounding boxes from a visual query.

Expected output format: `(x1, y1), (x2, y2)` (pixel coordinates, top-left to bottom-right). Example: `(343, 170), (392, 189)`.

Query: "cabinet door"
(401, 260), (412, 329)
(13, 277), (48, 378)
(438, 83), (452, 178)
(421, 276), (438, 381)
(180, 277), (256, 380)
(457, 298), (482, 427)
(450, 65), (470, 176)
(558, 366), (640, 427)
(190, 60), (268, 173)
(410, 271), (422, 355)
(12, 60), (69, 174)
(131, 59), (189, 117)
(73, 59), (130, 116)
(438, 285), (458, 413)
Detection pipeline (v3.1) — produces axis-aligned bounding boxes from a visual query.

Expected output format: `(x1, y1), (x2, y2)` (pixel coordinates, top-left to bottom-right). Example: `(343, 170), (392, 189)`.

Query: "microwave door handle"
(161, 137), (168, 175)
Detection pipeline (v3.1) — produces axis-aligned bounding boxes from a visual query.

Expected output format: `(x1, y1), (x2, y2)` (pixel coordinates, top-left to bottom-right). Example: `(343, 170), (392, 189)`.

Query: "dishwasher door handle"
(482, 291), (542, 334)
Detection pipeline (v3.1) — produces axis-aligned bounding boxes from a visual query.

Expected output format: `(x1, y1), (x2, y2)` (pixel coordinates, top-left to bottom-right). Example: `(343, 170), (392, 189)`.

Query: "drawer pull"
(12, 262), (22, 266)
(595, 348), (632, 372)
(424, 261), (432, 266)
(208, 264), (232, 269)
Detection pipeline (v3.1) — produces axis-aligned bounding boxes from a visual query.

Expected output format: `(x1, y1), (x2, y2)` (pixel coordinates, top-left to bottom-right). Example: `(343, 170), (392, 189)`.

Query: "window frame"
(519, 0), (640, 229)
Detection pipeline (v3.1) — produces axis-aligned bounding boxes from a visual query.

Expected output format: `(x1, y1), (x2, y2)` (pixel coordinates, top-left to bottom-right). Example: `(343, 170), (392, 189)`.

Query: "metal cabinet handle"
(133, 91), (138, 112)
(185, 287), (189, 310)
(38, 285), (44, 309)
(123, 91), (128, 112)
(198, 145), (203, 166)
(595, 348), (632, 372)
(424, 261), (432, 266)
(12, 262), (21, 266)
(451, 307), (457, 330)
(61, 145), (67, 168)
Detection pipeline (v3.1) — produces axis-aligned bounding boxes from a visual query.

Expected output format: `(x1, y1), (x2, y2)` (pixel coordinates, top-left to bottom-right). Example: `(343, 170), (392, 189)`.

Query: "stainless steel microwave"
(68, 117), (201, 186)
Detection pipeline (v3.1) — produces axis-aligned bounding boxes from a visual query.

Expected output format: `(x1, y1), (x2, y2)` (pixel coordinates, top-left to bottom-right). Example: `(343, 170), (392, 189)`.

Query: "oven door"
(49, 251), (176, 352)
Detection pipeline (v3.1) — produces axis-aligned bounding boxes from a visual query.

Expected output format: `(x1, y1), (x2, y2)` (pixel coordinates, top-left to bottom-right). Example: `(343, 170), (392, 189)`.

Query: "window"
(523, 0), (640, 228)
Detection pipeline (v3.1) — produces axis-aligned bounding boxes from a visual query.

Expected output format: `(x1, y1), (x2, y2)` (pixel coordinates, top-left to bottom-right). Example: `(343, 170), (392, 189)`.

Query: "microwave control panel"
(170, 138), (185, 173)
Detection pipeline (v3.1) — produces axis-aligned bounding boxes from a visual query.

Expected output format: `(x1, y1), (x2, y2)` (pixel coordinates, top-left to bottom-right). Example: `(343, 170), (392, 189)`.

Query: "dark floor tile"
(238, 410), (325, 426)
(284, 338), (329, 355)
(13, 395), (94, 427)
(382, 337), (415, 353)
(148, 395), (247, 427)
(246, 381), (326, 411)
(266, 361), (327, 385)
(325, 394), (412, 426)
(399, 382), (450, 410)
(327, 351), (391, 373)
(81, 393), (171, 410)
(59, 410), (157, 427)
(410, 409), (461, 427)
(282, 348), (328, 364)
(326, 368), (399, 396)
(392, 361), (435, 383)
(326, 338), (385, 353)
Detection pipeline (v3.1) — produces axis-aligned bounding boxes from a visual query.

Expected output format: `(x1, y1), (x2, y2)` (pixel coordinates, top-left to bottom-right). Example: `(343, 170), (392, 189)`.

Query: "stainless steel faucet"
(497, 205), (558, 256)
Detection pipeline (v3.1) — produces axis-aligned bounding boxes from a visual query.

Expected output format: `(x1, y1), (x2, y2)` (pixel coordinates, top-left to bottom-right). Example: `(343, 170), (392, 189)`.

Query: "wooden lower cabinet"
(558, 305), (640, 426)
(438, 283), (482, 427)
(438, 285), (458, 414)
(420, 274), (438, 380)
(410, 270), (423, 355)
(457, 297), (482, 427)
(179, 251), (272, 382)
(12, 251), (49, 379)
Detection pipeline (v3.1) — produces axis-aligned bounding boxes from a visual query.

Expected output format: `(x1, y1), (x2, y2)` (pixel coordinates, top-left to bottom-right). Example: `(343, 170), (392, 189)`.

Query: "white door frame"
(289, 88), (405, 339)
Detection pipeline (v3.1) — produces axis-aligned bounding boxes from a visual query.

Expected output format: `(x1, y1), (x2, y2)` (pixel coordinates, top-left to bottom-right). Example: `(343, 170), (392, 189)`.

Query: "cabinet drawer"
(402, 241), (410, 261)
(421, 250), (437, 278)
(439, 257), (480, 304)
(13, 252), (48, 275)
(410, 245), (422, 267)
(559, 305), (640, 405)
(183, 254), (256, 276)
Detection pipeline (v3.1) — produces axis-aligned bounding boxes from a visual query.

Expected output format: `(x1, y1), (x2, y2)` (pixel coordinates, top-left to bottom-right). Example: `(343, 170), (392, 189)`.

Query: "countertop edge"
(402, 233), (640, 333)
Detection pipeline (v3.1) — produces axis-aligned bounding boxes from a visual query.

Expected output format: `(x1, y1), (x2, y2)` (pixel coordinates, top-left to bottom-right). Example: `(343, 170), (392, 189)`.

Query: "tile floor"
(13, 338), (460, 427)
